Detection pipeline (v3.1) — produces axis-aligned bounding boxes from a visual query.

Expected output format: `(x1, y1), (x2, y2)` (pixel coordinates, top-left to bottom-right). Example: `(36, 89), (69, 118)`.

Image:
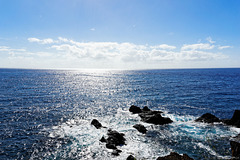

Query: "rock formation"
(129, 105), (172, 125)
(223, 110), (240, 128)
(156, 152), (194, 160)
(230, 134), (240, 158)
(91, 119), (103, 129)
(195, 113), (220, 123)
(133, 124), (147, 134)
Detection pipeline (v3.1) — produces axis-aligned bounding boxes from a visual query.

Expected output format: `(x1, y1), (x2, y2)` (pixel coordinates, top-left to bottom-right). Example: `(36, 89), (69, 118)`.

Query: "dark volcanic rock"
(141, 113), (173, 125)
(91, 119), (103, 129)
(157, 152), (194, 160)
(126, 155), (136, 160)
(230, 134), (240, 158)
(112, 149), (122, 156)
(195, 113), (220, 123)
(224, 110), (240, 128)
(138, 110), (163, 121)
(142, 106), (151, 111)
(100, 136), (107, 143)
(133, 124), (147, 134)
(129, 105), (142, 114)
(105, 129), (126, 150)
(129, 105), (172, 125)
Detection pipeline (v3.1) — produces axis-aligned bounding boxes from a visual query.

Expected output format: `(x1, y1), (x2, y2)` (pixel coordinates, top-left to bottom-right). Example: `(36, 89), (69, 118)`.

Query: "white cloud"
(48, 39), (225, 63)
(13, 37), (230, 69)
(28, 37), (55, 44)
(0, 46), (26, 53)
(180, 50), (227, 61)
(151, 44), (176, 50)
(90, 28), (95, 31)
(218, 45), (232, 50)
(181, 43), (215, 50)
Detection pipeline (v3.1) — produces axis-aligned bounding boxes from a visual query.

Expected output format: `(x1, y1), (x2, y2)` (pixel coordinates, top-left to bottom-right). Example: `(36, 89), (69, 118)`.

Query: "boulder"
(224, 110), (240, 128)
(230, 134), (240, 158)
(103, 129), (126, 150)
(140, 113), (173, 125)
(157, 152), (194, 160)
(91, 119), (103, 129)
(133, 124), (147, 134)
(129, 105), (142, 114)
(126, 155), (136, 160)
(195, 113), (220, 123)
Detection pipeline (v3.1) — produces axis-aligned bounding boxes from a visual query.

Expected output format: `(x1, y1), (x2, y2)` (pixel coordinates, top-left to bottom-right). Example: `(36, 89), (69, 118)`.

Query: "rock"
(133, 124), (147, 134)
(100, 136), (107, 143)
(106, 143), (117, 149)
(112, 149), (122, 156)
(141, 113), (173, 125)
(230, 134), (240, 158)
(91, 119), (102, 129)
(157, 152), (194, 160)
(224, 110), (240, 128)
(129, 105), (142, 114)
(126, 155), (136, 160)
(129, 105), (172, 125)
(143, 106), (151, 111)
(195, 113), (220, 123)
(104, 129), (126, 150)
(138, 110), (163, 121)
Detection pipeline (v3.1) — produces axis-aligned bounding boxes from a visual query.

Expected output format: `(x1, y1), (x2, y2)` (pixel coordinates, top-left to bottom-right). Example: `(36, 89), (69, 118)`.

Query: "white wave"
(43, 108), (238, 159)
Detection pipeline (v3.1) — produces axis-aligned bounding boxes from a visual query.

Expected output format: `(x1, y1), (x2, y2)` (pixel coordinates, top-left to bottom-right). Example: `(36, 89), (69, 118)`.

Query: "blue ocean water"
(0, 68), (240, 160)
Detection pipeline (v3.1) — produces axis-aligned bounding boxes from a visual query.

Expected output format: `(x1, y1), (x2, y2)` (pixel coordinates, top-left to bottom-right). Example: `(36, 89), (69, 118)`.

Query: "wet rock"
(112, 149), (122, 156)
(106, 143), (117, 149)
(157, 152), (194, 160)
(195, 113), (220, 123)
(142, 113), (173, 125)
(133, 124), (147, 134)
(129, 105), (142, 114)
(102, 129), (126, 151)
(230, 134), (240, 158)
(224, 110), (240, 128)
(91, 119), (102, 129)
(99, 136), (107, 143)
(127, 155), (136, 160)
(143, 106), (151, 111)
(129, 105), (172, 125)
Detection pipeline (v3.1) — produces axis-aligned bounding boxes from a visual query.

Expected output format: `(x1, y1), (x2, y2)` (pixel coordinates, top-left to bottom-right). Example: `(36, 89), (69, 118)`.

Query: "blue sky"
(0, 0), (239, 69)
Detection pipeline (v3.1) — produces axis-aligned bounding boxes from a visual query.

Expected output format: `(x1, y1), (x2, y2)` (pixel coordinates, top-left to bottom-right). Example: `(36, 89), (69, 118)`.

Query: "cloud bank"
(27, 37), (227, 62)
(0, 37), (230, 69)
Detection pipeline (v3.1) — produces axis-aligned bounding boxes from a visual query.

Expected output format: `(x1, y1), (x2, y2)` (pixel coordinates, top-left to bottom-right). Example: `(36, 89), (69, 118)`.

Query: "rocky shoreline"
(91, 105), (240, 159)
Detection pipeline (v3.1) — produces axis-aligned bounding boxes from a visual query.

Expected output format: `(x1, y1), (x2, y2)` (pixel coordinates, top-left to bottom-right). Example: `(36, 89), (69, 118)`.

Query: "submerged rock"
(129, 105), (142, 114)
(133, 124), (147, 134)
(223, 110), (240, 128)
(157, 152), (194, 160)
(91, 119), (103, 129)
(195, 113), (220, 123)
(230, 134), (240, 158)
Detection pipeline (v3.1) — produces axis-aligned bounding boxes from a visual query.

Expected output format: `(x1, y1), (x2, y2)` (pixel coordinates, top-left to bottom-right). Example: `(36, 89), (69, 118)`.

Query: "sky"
(0, 0), (240, 69)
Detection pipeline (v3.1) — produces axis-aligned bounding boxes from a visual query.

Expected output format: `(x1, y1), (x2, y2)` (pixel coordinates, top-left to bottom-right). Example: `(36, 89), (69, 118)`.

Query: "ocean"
(0, 68), (240, 160)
